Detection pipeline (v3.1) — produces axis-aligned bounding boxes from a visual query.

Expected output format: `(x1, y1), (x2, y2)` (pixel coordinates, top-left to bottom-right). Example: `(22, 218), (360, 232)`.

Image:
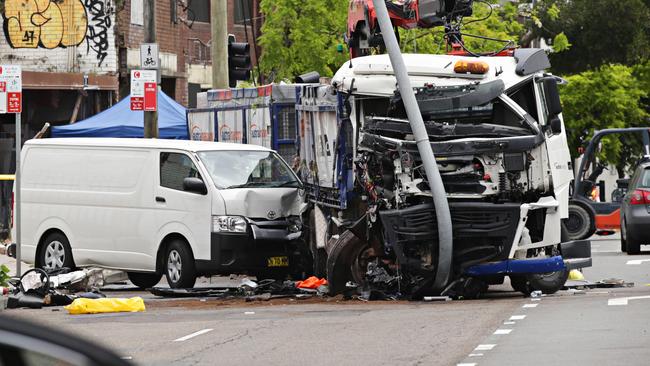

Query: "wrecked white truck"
(298, 49), (592, 298)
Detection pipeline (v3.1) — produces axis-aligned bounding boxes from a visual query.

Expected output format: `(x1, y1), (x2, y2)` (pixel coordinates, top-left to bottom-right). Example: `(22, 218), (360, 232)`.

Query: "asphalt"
(2, 234), (648, 366)
(456, 233), (650, 366)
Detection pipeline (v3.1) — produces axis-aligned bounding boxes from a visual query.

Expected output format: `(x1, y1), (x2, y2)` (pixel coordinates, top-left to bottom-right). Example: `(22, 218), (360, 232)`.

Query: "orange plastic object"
(295, 276), (328, 289)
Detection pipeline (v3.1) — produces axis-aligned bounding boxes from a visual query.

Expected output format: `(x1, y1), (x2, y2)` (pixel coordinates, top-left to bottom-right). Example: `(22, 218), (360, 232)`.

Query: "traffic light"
(228, 37), (251, 87)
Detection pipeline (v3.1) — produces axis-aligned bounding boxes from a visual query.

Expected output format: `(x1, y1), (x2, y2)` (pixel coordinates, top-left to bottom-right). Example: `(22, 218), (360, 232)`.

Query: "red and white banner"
(0, 65), (22, 114)
(130, 70), (157, 111)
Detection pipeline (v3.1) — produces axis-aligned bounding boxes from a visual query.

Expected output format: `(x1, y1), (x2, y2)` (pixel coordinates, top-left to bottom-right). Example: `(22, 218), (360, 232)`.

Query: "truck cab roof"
(333, 49), (550, 96)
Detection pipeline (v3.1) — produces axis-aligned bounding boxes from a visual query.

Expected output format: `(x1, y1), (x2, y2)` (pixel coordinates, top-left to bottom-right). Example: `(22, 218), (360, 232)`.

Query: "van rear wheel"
(127, 272), (162, 289)
(164, 240), (196, 289)
(39, 232), (74, 273)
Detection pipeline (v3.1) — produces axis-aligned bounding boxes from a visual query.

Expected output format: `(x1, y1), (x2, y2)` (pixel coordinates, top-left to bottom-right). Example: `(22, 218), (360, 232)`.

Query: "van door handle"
(155, 196), (166, 203)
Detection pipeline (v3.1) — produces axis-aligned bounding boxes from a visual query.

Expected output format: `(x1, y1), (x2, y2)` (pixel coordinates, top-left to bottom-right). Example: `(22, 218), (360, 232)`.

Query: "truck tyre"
(622, 219), (641, 255)
(511, 225), (571, 296)
(127, 272), (162, 289)
(164, 240), (196, 288)
(39, 232), (75, 273)
(564, 202), (593, 240)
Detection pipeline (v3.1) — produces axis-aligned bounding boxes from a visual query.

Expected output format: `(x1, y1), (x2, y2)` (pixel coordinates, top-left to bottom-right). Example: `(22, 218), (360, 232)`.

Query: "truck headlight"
(212, 216), (248, 233)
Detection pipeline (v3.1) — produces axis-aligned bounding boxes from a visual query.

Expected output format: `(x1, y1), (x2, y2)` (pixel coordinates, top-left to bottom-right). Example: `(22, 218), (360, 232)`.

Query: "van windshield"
(198, 150), (301, 189)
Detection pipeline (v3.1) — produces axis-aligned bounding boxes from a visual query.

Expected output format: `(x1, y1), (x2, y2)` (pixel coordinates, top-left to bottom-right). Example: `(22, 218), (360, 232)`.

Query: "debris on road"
(295, 276), (327, 289)
(5, 267), (129, 310)
(65, 297), (146, 315)
(564, 278), (634, 290)
(568, 270), (585, 281)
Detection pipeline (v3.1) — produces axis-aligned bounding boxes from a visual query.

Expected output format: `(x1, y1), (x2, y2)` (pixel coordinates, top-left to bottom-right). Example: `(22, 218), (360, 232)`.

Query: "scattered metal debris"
(563, 278), (634, 290)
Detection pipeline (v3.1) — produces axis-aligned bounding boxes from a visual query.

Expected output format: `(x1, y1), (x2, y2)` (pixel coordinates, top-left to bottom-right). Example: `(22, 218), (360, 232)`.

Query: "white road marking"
(503, 321), (516, 325)
(494, 329), (513, 335)
(469, 353), (484, 357)
(523, 303), (538, 308)
(475, 344), (496, 351)
(173, 328), (214, 342)
(531, 298), (541, 301)
(245, 311), (255, 315)
(510, 315), (526, 320)
(457, 363), (477, 366)
(608, 295), (650, 306)
(626, 259), (650, 265)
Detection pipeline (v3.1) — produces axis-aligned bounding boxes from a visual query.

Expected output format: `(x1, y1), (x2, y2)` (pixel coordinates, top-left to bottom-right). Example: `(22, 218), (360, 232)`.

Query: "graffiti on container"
(2, 0), (114, 66)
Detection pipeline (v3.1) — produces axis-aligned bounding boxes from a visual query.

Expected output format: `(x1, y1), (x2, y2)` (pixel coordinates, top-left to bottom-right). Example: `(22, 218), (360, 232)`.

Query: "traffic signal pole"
(211, 0), (229, 89)
(143, 0), (158, 138)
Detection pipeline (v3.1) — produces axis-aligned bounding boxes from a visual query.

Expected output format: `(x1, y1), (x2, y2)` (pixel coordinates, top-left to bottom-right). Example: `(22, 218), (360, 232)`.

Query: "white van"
(16, 138), (306, 288)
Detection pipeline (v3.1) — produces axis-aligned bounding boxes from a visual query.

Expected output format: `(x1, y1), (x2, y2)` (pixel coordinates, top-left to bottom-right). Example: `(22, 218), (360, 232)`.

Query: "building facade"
(118, 0), (262, 108)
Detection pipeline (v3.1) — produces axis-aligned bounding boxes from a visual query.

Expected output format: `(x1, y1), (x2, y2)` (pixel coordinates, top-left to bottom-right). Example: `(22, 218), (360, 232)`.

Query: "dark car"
(620, 160), (650, 254)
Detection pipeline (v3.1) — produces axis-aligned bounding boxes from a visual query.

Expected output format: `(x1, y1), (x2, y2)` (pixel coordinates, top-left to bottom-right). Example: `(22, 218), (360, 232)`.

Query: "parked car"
(15, 138), (307, 288)
(620, 160), (650, 254)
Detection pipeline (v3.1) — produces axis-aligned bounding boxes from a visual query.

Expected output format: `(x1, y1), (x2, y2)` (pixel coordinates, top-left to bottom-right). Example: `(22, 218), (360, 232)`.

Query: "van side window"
(160, 153), (201, 191)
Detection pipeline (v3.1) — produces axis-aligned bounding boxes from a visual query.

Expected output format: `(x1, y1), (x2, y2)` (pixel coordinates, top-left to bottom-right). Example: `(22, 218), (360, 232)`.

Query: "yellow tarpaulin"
(64, 297), (146, 315)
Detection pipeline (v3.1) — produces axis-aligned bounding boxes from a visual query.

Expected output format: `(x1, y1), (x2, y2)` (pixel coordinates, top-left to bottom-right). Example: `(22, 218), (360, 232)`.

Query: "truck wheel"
(526, 269), (570, 295)
(39, 232), (75, 273)
(164, 240), (196, 288)
(564, 203), (593, 240)
(622, 220), (641, 255)
(127, 272), (162, 289)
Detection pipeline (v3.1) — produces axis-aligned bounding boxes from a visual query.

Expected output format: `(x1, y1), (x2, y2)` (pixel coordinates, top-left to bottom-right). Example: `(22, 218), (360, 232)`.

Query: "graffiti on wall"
(2, 0), (114, 66)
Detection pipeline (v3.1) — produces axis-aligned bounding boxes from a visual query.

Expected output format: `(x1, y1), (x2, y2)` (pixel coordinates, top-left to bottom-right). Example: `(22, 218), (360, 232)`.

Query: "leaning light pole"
(371, 0), (453, 292)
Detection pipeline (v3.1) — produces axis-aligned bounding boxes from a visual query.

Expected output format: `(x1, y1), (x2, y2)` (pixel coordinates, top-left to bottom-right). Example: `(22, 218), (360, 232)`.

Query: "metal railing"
(187, 38), (211, 65)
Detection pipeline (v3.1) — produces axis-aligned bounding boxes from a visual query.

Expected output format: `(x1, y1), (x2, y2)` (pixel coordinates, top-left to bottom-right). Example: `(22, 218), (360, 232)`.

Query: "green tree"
(258, 0), (349, 82)
(530, 0), (650, 74)
(561, 64), (648, 172)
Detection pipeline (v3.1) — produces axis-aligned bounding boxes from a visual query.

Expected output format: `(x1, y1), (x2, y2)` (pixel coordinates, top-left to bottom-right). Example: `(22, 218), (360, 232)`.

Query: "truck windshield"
(198, 151), (301, 189)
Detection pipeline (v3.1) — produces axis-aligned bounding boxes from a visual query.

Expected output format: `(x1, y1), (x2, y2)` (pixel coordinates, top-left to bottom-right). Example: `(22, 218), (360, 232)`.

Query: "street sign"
(131, 70), (157, 111)
(0, 65), (22, 114)
(140, 43), (160, 69)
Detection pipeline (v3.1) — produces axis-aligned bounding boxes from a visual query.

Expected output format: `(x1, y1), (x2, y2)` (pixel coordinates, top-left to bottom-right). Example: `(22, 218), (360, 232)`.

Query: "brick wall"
(117, 0), (262, 107)
(0, 0), (118, 74)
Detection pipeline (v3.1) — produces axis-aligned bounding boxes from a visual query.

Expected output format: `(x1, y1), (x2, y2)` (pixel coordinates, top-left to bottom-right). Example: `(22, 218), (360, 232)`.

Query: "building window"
(234, 0), (254, 24)
(160, 153), (202, 191)
(188, 0), (210, 23)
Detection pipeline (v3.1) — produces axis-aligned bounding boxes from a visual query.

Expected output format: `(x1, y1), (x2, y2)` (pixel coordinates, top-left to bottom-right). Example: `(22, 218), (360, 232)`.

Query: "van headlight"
(212, 216), (248, 233)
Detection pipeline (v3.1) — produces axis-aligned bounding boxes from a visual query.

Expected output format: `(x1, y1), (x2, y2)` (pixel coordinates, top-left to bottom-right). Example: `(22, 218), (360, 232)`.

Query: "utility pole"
(211, 0), (229, 89)
(143, 0), (158, 138)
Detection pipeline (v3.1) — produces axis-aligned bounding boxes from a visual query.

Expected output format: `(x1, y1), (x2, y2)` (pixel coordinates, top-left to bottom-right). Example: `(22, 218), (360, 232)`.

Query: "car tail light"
(630, 189), (650, 205)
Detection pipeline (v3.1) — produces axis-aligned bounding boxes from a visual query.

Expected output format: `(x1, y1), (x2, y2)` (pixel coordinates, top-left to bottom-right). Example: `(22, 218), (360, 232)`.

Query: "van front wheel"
(164, 240), (196, 289)
(39, 232), (75, 273)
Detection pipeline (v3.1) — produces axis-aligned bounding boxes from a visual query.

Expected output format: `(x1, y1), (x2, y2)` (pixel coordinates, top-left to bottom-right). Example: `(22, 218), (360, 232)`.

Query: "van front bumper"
(195, 218), (304, 276)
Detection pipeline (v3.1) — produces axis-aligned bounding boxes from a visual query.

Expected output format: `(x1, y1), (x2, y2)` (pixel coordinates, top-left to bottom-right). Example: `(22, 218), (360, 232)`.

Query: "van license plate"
(267, 256), (289, 267)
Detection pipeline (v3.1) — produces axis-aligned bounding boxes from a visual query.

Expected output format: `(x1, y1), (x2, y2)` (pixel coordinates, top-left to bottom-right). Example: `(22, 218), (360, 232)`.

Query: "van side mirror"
(549, 116), (562, 134)
(183, 177), (207, 195)
(543, 78), (563, 117)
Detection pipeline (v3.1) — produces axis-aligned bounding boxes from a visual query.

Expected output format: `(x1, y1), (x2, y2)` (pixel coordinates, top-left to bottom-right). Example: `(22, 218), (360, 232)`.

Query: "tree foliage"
(530, 0), (650, 74)
(561, 64), (648, 169)
(258, 0), (349, 82)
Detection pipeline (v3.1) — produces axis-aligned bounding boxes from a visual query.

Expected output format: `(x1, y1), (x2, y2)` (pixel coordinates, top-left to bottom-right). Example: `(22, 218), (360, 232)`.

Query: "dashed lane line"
(509, 315), (526, 320)
(494, 329), (513, 335)
(173, 328), (214, 342)
(523, 303), (538, 308)
(626, 259), (650, 265)
(608, 295), (650, 306)
(475, 344), (496, 351)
